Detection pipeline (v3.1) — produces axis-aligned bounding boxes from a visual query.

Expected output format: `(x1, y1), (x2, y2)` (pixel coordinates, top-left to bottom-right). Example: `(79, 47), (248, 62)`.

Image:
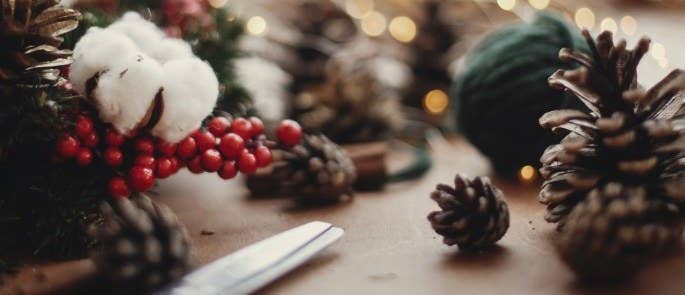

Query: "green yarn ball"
(451, 12), (589, 175)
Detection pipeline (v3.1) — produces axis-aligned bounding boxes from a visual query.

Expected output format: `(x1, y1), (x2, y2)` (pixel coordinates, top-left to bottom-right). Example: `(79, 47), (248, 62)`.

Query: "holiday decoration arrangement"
(0, 0), (310, 290)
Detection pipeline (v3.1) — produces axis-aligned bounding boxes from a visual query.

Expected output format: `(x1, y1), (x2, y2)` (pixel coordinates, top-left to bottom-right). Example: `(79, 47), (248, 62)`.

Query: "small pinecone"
(539, 30), (685, 227)
(0, 0), (80, 91)
(557, 183), (683, 280)
(254, 134), (356, 203)
(427, 175), (510, 250)
(90, 195), (192, 291)
(292, 67), (405, 144)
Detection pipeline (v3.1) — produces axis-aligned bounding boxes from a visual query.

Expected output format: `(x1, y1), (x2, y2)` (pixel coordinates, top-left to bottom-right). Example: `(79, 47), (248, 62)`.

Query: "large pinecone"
(292, 66), (405, 144)
(539, 30), (685, 227)
(249, 134), (356, 203)
(90, 195), (192, 291)
(557, 182), (683, 279)
(427, 174), (509, 250)
(0, 0), (79, 91)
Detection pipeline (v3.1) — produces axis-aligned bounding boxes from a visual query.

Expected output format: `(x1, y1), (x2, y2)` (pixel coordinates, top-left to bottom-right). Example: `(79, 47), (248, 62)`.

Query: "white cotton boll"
(153, 39), (194, 63)
(70, 28), (138, 94)
(235, 57), (291, 121)
(108, 12), (165, 58)
(151, 59), (218, 143)
(92, 54), (165, 135)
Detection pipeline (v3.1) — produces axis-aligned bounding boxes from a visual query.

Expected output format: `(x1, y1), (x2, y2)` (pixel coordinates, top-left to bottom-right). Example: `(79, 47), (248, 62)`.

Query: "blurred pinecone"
(427, 174), (509, 250)
(90, 195), (192, 291)
(557, 183), (683, 279)
(293, 67), (405, 144)
(539, 30), (685, 227)
(0, 0), (79, 92)
(249, 134), (356, 204)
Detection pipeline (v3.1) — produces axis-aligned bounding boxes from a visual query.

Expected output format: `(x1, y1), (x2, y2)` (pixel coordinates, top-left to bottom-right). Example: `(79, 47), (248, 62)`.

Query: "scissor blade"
(156, 221), (343, 295)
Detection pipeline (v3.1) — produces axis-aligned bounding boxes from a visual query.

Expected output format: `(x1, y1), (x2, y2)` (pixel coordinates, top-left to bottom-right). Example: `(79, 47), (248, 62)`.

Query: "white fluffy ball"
(70, 12), (218, 143)
(152, 59), (219, 143)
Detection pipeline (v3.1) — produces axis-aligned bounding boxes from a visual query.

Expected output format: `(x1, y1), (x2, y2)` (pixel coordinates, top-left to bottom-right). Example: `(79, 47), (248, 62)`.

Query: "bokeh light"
(346, 0), (374, 19)
(651, 42), (666, 60)
(497, 0), (516, 11)
(361, 11), (387, 37)
(600, 18), (617, 33)
(519, 165), (537, 182)
(528, 0), (549, 10)
(389, 16), (417, 43)
(423, 90), (449, 114)
(574, 7), (595, 29)
(246, 16), (267, 36)
(620, 15), (637, 36)
(208, 0), (227, 8)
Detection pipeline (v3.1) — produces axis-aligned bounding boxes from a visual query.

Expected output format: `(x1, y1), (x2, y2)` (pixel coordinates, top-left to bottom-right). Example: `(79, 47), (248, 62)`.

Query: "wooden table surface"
(3, 137), (685, 295)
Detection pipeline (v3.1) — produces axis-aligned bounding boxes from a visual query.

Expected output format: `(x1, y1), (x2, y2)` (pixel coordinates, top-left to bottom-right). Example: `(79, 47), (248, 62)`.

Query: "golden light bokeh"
(519, 165), (537, 182)
(389, 16), (417, 43)
(423, 90), (449, 114)
(497, 0), (516, 11)
(600, 17), (617, 33)
(574, 7), (595, 29)
(246, 16), (267, 36)
(345, 0), (375, 19)
(361, 11), (387, 37)
(208, 0), (227, 8)
(528, 0), (549, 10)
(651, 42), (666, 60)
(620, 15), (637, 36)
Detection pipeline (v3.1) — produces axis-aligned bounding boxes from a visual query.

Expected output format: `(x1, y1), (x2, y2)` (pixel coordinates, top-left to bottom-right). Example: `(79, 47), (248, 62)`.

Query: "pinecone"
(90, 195), (192, 291)
(427, 174), (510, 250)
(0, 0), (80, 91)
(250, 134), (356, 203)
(557, 182), (683, 279)
(539, 30), (685, 227)
(293, 67), (404, 144)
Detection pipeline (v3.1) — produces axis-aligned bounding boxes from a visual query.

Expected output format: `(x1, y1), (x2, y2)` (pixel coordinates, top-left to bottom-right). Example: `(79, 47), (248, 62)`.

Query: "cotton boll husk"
(235, 57), (291, 122)
(92, 53), (165, 135)
(151, 59), (219, 143)
(153, 39), (194, 63)
(108, 12), (165, 58)
(70, 28), (138, 94)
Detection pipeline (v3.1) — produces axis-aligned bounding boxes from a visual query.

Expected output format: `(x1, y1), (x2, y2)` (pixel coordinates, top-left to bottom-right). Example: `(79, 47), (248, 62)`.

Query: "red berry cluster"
(54, 113), (301, 200)
(54, 114), (99, 166)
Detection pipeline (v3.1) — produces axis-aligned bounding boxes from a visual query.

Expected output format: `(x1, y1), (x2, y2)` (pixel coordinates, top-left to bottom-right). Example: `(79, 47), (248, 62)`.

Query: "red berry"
(135, 155), (156, 169)
(128, 166), (155, 192)
(207, 117), (231, 137)
(249, 117), (264, 137)
(56, 135), (79, 158)
(155, 157), (174, 179)
(201, 149), (223, 172)
(218, 133), (245, 159)
(169, 157), (181, 172)
(187, 156), (203, 174)
(276, 119), (302, 146)
(219, 161), (237, 179)
(254, 146), (272, 168)
(176, 137), (197, 159)
(75, 148), (93, 166)
(82, 132), (99, 148)
(75, 115), (94, 139)
(156, 140), (177, 157)
(230, 118), (253, 140)
(194, 131), (216, 152)
(238, 151), (257, 174)
(135, 138), (155, 155)
(108, 177), (130, 199)
(104, 147), (124, 167)
(105, 129), (125, 146)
